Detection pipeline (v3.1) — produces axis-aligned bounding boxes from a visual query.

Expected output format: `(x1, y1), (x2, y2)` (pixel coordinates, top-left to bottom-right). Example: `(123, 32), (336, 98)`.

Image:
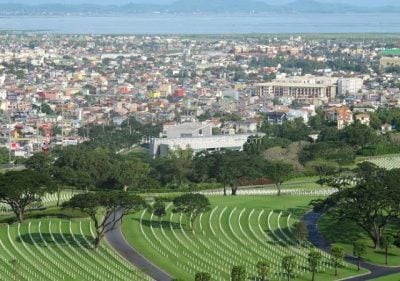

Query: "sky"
(0, 0), (399, 6)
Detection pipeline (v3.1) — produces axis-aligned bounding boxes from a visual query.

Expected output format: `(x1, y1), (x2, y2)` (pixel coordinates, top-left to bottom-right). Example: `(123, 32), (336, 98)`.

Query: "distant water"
(0, 13), (400, 34)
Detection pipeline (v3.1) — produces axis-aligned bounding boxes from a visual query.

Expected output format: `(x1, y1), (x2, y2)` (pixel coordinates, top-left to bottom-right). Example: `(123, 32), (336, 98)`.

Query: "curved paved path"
(303, 211), (400, 281)
(105, 213), (173, 281)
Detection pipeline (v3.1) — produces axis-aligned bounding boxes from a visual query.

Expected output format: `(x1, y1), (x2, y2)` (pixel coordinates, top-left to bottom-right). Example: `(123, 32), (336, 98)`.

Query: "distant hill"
(0, 0), (400, 15)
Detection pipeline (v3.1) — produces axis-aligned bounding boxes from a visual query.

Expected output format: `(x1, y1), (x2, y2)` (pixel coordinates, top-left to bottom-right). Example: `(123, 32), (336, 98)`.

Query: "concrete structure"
(266, 112), (287, 124)
(256, 76), (337, 105)
(150, 134), (258, 158)
(338, 78), (363, 96)
(161, 122), (212, 138)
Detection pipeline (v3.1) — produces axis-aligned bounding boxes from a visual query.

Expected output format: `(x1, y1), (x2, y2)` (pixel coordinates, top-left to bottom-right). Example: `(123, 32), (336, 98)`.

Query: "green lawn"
(0, 218), (151, 281)
(122, 195), (366, 280)
(371, 273), (400, 281)
(319, 211), (400, 266)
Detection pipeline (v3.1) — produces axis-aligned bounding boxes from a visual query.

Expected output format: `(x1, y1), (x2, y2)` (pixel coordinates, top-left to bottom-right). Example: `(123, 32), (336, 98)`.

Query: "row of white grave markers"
(0, 220), (153, 281)
(138, 205), (345, 280)
(200, 188), (339, 196)
(0, 191), (77, 213)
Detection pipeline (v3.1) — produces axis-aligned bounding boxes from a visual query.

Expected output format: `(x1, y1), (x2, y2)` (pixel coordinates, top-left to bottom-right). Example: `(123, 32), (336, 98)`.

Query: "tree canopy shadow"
(132, 218), (182, 229)
(16, 233), (93, 249)
(287, 206), (310, 217)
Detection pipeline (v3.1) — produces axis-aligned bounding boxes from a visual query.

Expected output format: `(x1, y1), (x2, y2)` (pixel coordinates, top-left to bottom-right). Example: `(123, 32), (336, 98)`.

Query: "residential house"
(326, 106), (353, 130)
(266, 112), (287, 125)
(355, 113), (370, 126)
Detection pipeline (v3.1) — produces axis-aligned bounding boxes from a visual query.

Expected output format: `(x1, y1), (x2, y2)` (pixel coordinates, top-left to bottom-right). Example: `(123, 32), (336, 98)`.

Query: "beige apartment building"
(256, 76), (337, 105)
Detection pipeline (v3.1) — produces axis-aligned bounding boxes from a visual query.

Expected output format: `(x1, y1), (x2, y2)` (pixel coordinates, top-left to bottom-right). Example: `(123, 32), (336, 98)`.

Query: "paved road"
(105, 213), (173, 281)
(303, 211), (400, 281)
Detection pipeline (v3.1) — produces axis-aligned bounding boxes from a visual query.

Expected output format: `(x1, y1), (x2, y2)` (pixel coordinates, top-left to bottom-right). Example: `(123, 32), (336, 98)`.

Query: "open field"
(122, 195), (365, 280)
(319, 211), (400, 266)
(0, 218), (152, 281)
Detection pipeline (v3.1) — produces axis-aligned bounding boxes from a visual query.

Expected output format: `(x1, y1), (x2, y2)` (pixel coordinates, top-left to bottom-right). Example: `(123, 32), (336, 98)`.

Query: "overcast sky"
(0, 0), (399, 6)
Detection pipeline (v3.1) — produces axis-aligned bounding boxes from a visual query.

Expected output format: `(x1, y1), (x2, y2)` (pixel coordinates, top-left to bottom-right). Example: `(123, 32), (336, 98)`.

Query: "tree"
(231, 265), (246, 281)
(308, 160), (339, 187)
(195, 272), (211, 281)
(0, 147), (9, 164)
(340, 122), (377, 150)
(308, 250), (322, 281)
(25, 152), (52, 174)
(153, 199), (166, 223)
(353, 240), (367, 271)
(40, 103), (54, 115)
(331, 245), (345, 276)
(0, 170), (55, 222)
(313, 163), (400, 249)
(167, 147), (194, 187)
(256, 260), (270, 281)
(265, 161), (293, 196)
(293, 221), (308, 246)
(381, 235), (394, 265)
(281, 255), (296, 281)
(116, 157), (150, 191)
(25, 153), (64, 206)
(217, 151), (249, 196)
(64, 192), (146, 248)
(173, 193), (210, 230)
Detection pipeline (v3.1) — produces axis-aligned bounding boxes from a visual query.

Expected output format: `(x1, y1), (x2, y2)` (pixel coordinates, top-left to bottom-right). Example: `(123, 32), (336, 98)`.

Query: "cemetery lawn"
(0, 218), (151, 281)
(319, 211), (400, 266)
(122, 195), (366, 280)
(371, 273), (400, 281)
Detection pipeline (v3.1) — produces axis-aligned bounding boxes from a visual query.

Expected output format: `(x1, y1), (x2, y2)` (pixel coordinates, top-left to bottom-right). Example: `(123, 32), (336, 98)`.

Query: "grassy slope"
(122, 195), (365, 280)
(319, 211), (400, 266)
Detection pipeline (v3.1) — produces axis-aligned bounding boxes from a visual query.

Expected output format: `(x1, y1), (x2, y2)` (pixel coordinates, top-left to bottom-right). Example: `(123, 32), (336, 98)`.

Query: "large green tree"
(116, 156), (150, 191)
(153, 199), (166, 223)
(264, 161), (293, 196)
(313, 163), (400, 249)
(0, 170), (55, 222)
(173, 193), (210, 230)
(25, 152), (53, 174)
(64, 192), (146, 248)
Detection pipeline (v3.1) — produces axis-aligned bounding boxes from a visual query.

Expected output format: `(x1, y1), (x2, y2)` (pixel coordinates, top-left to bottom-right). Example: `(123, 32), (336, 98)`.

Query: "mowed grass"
(0, 218), (152, 281)
(371, 273), (400, 281)
(244, 176), (322, 190)
(122, 195), (365, 280)
(319, 211), (400, 266)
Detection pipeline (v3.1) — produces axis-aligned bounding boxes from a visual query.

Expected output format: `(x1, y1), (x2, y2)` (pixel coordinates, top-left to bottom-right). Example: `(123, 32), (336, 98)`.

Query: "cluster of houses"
(0, 34), (399, 158)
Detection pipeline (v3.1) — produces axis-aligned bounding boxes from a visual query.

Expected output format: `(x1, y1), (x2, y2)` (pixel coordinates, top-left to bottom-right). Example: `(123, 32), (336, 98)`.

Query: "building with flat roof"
(161, 122), (213, 138)
(256, 76), (337, 105)
(149, 134), (260, 158)
(338, 78), (363, 96)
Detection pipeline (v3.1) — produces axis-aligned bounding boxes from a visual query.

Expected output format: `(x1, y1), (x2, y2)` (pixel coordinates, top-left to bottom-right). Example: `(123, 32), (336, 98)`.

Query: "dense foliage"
(312, 163), (400, 249)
